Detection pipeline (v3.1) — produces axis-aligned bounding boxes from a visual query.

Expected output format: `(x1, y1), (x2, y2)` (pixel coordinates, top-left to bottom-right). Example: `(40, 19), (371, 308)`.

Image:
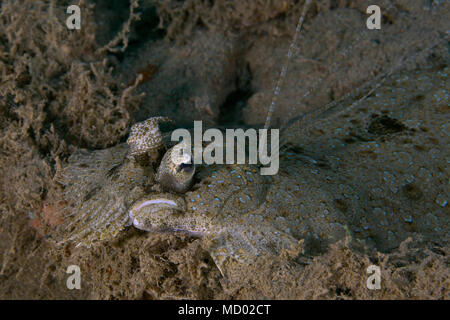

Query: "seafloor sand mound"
(0, 0), (448, 299)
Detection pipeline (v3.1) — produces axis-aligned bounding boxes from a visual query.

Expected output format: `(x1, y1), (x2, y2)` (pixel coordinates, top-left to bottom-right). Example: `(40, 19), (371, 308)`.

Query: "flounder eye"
(178, 162), (193, 173)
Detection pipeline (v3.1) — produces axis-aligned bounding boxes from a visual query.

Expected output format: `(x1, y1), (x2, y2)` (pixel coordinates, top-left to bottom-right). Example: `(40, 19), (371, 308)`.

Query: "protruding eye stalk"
(126, 116), (171, 166)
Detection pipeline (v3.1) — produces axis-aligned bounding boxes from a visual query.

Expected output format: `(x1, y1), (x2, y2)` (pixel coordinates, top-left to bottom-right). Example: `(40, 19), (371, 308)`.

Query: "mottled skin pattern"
(126, 116), (171, 165)
(55, 67), (449, 275)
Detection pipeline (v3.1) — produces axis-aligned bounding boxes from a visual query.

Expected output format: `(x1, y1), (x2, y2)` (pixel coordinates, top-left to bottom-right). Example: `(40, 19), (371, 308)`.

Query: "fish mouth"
(178, 162), (194, 173)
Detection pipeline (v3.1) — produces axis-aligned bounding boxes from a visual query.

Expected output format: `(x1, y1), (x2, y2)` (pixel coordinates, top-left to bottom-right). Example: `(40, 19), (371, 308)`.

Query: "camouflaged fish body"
(55, 67), (449, 275)
(127, 66), (450, 271)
